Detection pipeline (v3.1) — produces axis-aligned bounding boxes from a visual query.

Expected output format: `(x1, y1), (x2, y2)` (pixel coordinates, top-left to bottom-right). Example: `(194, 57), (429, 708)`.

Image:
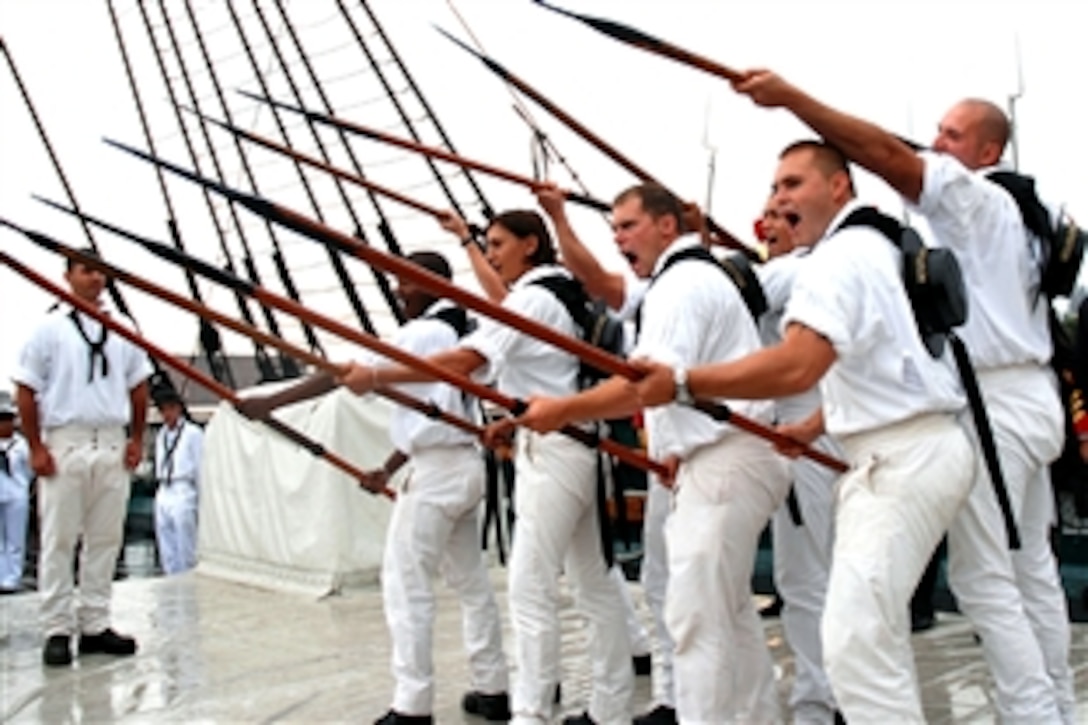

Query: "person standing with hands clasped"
(14, 249), (151, 667)
(151, 385), (203, 576)
(0, 399), (32, 594)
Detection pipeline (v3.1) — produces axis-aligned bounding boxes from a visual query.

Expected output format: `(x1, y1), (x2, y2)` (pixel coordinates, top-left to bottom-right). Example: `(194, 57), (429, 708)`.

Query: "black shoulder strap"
(427, 306), (470, 338)
(839, 205), (1021, 551)
(655, 246), (768, 321)
(986, 171), (1053, 242)
(837, 206), (906, 246)
(530, 274), (591, 332)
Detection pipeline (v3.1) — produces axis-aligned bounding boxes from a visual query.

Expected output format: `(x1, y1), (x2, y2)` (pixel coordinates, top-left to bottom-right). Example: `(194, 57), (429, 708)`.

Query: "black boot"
(461, 691), (511, 721)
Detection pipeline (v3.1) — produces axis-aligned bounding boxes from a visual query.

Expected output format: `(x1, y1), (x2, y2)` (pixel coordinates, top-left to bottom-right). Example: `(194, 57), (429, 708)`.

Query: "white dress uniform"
(153, 417), (203, 575)
(462, 265), (633, 725)
(913, 151), (1076, 723)
(616, 278), (678, 712)
(368, 300), (508, 717)
(632, 235), (790, 723)
(785, 200), (976, 722)
(14, 304), (152, 638)
(757, 251), (841, 724)
(0, 430), (32, 590)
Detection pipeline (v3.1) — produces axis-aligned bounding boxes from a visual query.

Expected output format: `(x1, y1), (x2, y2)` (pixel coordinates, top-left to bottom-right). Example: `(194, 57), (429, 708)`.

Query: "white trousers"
(508, 431), (633, 725)
(773, 433), (841, 724)
(612, 565), (651, 657)
(823, 413), (975, 723)
(0, 492), (29, 589)
(640, 475), (675, 708)
(155, 480), (198, 575)
(665, 434), (790, 724)
(39, 425), (130, 637)
(946, 364), (1075, 723)
(382, 445), (507, 716)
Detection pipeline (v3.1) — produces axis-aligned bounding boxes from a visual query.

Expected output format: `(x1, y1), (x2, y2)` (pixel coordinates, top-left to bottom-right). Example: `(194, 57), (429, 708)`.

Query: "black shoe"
(42, 634), (72, 666)
(632, 653), (652, 676)
(759, 595), (784, 618)
(78, 628), (137, 656)
(910, 612), (935, 633)
(373, 710), (433, 725)
(833, 709), (848, 725)
(553, 682), (561, 704)
(461, 691), (511, 721)
(562, 712), (597, 725)
(634, 705), (677, 725)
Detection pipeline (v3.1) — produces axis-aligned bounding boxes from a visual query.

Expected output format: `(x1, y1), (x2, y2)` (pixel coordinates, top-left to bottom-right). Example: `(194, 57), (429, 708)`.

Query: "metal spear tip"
(433, 24), (508, 76)
(432, 25), (474, 55)
(532, 1), (579, 21)
(236, 89), (307, 118)
(235, 88), (269, 105)
(102, 136), (157, 165)
(103, 138), (236, 200)
(179, 105), (232, 134)
(31, 194), (68, 215)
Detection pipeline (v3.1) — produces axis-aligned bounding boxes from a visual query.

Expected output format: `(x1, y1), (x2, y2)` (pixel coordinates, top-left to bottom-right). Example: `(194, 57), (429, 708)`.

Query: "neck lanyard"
(0, 438), (13, 476)
(161, 422), (185, 486)
(69, 310), (110, 382)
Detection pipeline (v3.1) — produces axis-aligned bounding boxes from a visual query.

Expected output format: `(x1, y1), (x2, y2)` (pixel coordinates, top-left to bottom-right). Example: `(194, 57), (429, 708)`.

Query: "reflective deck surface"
(2, 558), (1086, 723)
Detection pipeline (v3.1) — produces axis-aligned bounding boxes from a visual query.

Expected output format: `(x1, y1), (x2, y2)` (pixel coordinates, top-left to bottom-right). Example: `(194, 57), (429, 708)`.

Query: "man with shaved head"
(731, 74), (1075, 723)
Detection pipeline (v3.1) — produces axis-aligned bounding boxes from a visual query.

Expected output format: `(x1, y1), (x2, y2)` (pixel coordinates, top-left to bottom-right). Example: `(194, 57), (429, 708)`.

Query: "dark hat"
(151, 384), (183, 408)
(0, 391), (14, 420)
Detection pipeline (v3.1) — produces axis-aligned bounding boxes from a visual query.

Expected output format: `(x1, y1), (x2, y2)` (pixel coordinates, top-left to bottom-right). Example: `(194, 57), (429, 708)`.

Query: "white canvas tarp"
(196, 386), (394, 597)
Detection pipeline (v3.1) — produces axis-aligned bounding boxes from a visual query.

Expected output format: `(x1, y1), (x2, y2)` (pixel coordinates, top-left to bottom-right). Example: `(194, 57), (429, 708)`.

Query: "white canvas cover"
(196, 386), (394, 597)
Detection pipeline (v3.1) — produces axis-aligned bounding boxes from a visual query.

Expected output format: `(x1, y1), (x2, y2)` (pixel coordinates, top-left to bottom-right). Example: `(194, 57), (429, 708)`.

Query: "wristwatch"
(674, 366), (694, 405)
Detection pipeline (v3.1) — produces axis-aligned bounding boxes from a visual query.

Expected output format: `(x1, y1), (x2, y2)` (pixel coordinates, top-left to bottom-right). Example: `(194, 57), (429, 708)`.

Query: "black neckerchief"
(0, 438), (13, 477)
(161, 421), (185, 486)
(68, 309), (109, 382)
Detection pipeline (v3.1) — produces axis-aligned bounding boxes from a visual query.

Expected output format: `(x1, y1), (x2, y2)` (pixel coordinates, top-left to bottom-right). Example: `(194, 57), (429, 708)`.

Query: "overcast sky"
(2, 0), (1087, 394)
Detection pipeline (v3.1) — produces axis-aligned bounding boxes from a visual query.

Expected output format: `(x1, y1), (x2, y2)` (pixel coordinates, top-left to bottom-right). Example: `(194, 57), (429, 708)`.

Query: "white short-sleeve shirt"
(365, 300), (476, 454)
(784, 201), (965, 437)
(14, 304), (153, 429)
(912, 151), (1051, 368)
(615, 277), (650, 323)
(756, 250), (822, 423)
(0, 433), (32, 503)
(155, 419), (204, 487)
(631, 235), (773, 459)
(459, 265), (581, 401)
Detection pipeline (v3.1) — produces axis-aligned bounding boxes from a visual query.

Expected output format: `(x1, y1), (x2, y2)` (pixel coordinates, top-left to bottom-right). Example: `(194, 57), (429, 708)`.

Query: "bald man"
(731, 73), (1075, 724)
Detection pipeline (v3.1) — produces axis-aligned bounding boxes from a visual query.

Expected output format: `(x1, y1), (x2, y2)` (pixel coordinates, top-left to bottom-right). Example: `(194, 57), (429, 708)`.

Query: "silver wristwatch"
(674, 366), (694, 405)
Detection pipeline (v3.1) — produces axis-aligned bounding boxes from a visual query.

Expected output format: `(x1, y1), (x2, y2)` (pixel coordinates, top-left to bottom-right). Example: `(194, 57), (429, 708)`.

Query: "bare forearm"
(267, 372), (338, 409)
(689, 328), (831, 401)
(129, 381), (148, 445)
(782, 87), (923, 202)
(464, 242), (507, 302)
(382, 450), (409, 477)
(563, 376), (640, 425)
(374, 348), (484, 386)
(552, 212), (626, 310)
(15, 385), (43, 449)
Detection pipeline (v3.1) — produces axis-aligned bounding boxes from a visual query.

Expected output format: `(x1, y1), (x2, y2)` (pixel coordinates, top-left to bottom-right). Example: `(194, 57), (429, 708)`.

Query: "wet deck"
(1, 561), (1086, 723)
